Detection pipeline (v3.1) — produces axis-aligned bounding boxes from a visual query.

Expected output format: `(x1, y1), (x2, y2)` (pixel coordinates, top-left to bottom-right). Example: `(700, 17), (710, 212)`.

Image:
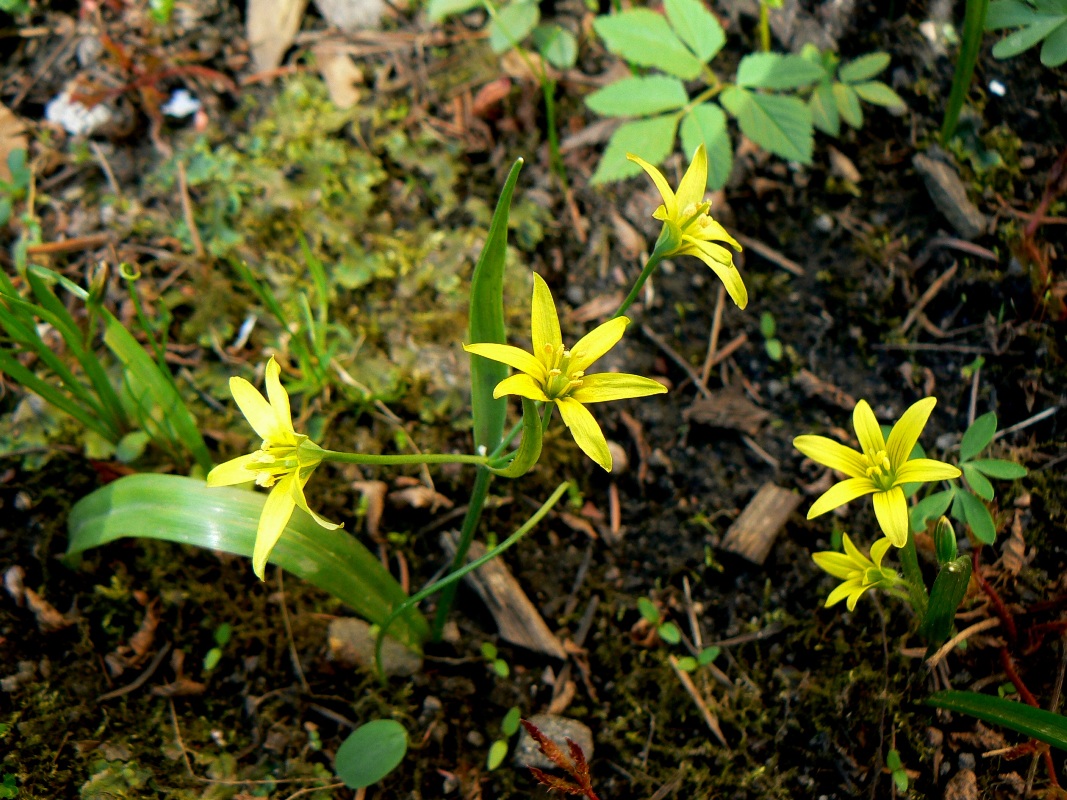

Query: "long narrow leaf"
(468, 158), (523, 453)
(66, 474), (429, 652)
(928, 691), (1067, 750)
(0, 349), (116, 439)
(945, 0), (985, 143)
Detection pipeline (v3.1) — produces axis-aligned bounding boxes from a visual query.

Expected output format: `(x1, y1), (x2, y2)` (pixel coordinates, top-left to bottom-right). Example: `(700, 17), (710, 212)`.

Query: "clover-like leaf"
(987, 0), (1067, 66)
(488, 1), (540, 53)
(838, 52), (891, 83)
(664, 0), (726, 62)
(585, 75), (689, 118)
(736, 52), (824, 90)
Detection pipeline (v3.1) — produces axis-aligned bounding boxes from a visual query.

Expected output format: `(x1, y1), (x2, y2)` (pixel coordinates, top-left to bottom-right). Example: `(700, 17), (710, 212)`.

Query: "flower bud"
(934, 515), (957, 565)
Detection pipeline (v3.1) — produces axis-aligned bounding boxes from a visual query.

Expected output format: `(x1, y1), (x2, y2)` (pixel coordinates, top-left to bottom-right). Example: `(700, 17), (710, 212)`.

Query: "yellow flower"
(464, 273), (666, 472)
(207, 357), (339, 579)
(812, 533), (898, 611)
(794, 398), (961, 547)
(627, 144), (747, 309)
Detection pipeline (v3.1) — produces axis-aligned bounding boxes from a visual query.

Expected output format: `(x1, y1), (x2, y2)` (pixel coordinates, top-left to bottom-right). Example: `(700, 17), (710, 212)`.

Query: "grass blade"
(928, 690), (1067, 750)
(942, 0), (990, 142)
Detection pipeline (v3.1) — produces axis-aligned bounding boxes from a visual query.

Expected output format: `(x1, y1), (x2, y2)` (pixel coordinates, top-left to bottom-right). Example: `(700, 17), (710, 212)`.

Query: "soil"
(1, 0), (1067, 798)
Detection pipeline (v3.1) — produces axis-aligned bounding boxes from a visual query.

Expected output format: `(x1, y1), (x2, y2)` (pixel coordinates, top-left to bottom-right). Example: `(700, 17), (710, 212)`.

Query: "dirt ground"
(1, 0), (1066, 797)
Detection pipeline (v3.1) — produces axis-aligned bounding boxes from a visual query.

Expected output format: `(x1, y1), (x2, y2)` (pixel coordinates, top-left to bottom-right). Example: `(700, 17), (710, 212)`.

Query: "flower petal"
(675, 144), (708, 211)
(252, 475), (297, 580)
(844, 585), (866, 612)
(531, 273), (562, 369)
(793, 435), (867, 478)
(812, 551), (856, 580)
(464, 343), (548, 383)
(206, 453), (260, 486)
(872, 486), (909, 547)
(557, 397), (612, 471)
(292, 473), (341, 530)
(568, 317), (629, 374)
(230, 376), (281, 443)
(626, 153), (677, 218)
(264, 357), (296, 440)
(681, 242), (748, 309)
(841, 532), (870, 567)
(870, 537), (893, 567)
(826, 579), (859, 608)
(894, 458), (961, 485)
(807, 476), (878, 518)
(494, 373), (550, 402)
(885, 397), (936, 468)
(687, 218), (741, 251)
(569, 373), (667, 404)
(852, 400), (886, 457)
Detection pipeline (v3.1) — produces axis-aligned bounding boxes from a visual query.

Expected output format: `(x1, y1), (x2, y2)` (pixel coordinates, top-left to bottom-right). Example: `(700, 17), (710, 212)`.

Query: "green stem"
(897, 530), (930, 619)
(378, 481), (570, 679)
(430, 466), (493, 639)
(758, 1), (771, 52)
(321, 450), (489, 467)
(611, 232), (672, 319)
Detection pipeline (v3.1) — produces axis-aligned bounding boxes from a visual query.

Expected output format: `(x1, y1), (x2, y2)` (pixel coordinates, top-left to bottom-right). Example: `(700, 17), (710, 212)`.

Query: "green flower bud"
(934, 515), (957, 565)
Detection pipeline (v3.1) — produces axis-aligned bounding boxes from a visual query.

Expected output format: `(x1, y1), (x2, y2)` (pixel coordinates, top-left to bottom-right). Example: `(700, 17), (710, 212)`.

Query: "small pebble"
(958, 752), (976, 770)
(513, 714), (593, 770)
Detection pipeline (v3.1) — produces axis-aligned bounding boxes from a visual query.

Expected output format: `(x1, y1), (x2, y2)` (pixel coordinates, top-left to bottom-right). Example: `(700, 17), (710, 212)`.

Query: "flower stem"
(611, 231), (673, 319)
(321, 450), (489, 467)
(897, 530), (929, 619)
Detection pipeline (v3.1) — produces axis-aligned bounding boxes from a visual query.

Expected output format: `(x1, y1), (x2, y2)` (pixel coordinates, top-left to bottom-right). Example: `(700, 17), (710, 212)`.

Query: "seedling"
(481, 641), (510, 679)
(202, 622), (233, 672)
(675, 645), (721, 674)
(759, 311), (782, 362)
(487, 706), (522, 771)
(885, 748), (908, 793)
(637, 597), (681, 645)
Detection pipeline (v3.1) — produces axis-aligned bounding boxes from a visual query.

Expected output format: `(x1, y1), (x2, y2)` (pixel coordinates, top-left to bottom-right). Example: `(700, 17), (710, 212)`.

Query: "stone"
(326, 618), (422, 678)
(913, 152), (987, 240)
(944, 769), (978, 800)
(513, 714), (594, 770)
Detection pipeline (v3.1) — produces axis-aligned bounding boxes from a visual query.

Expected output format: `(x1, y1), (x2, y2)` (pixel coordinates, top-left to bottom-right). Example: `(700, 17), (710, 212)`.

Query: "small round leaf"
(334, 720), (408, 789)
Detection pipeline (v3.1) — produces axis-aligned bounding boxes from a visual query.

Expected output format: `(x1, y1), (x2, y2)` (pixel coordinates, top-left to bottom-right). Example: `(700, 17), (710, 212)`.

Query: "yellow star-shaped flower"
(207, 357), (339, 579)
(812, 533), (898, 611)
(464, 273), (666, 472)
(794, 397), (961, 547)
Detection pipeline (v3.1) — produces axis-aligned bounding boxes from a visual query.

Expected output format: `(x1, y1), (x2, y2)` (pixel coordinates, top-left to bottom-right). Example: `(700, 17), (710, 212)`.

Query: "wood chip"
(0, 103), (27, 183)
(721, 483), (802, 565)
(440, 532), (566, 659)
(683, 389), (770, 435)
(246, 0), (309, 74)
(793, 369), (856, 410)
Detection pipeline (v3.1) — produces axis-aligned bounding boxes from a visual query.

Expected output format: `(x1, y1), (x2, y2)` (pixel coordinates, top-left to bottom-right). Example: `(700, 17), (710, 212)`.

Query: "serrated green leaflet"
(810, 81), (839, 136)
(664, 0), (725, 62)
(532, 24), (577, 69)
(852, 81), (905, 108)
(593, 9), (704, 79)
(838, 52), (891, 83)
(833, 82), (863, 128)
(591, 114), (679, 184)
(66, 474), (429, 652)
(910, 488), (955, 532)
(720, 87), (813, 164)
(735, 53), (824, 89)
(928, 691), (1067, 750)
(680, 104), (732, 191)
(585, 76), (689, 118)
(489, 1), (540, 53)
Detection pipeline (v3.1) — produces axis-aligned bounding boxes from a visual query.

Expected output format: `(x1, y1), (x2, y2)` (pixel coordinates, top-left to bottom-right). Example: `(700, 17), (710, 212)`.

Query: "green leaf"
(585, 76), (689, 118)
(920, 555), (972, 646)
(679, 103), (733, 190)
(335, 720), (407, 788)
(961, 412), (998, 462)
(992, 15), (1067, 59)
(719, 87), (813, 164)
(698, 645), (720, 664)
(469, 158), (524, 453)
(765, 339), (783, 361)
(735, 52), (824, 89)
(1040, 18), (1067, 64)
(664, 0), (725, 62)
(489, 1), (540, 53)
(833, 82), (863, 128)
(852, 81), (905, 109)
(7, 148), (29, 187)
(426, 0), (480, 19)
(969, 458), (1027, 479)
(66, 475), (430, 652)
(910, 488), (955, 532)
(962, 463), (995, 500)
(927, 691), (1067, 751)
(593, 9), (704, 79)
(487, 739), (509, 770)
(987, 0), (1046, 28)
(637, 596), (660, 624)
(810, 81), (840, 136)
(957, 489), (997, 543)
(532, 24), (578, 69)
(838, 52), (891, 83)
(658, 622), (681, 644)
(501, 706), (522, 737)
(676, 656), (698, 671)
(590, 114), (678, 184)
(115, 430), (151, 463)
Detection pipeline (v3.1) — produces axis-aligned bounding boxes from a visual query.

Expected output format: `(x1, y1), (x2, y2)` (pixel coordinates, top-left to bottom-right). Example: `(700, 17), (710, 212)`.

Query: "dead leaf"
(389, 485), (453, 512)
(246, 0), (309, 74)
(683, 389), (770, 435)
(0, 103), (28, 184)
(352, 480), (388, 539)
(24, 587), (74, 632)
(313, 42), (363, 109)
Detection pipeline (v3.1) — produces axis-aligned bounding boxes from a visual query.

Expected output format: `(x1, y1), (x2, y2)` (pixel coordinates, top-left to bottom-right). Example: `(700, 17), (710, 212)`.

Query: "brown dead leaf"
(312, 0), (384, 31)
(24, 587), (74, 632)
(4, 565), (25, 606)
(0, 103), (27, 183)
(472, 78), (511, 118)
(313, 42), (363, 109)
(684, 389), (770, 435)
(246, 0), (309, 74)
(353, 480), (388, 539)
(389, 485), (453, 512)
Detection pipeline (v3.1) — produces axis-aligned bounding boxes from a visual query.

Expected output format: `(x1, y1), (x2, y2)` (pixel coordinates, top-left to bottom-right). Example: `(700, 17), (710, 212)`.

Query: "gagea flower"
(794, 397), (961, 547)
(207, 357), (339, 579)
(627, 144), (747, 309)
(812, 533), (899, 611)
(464, 273), (666, 472)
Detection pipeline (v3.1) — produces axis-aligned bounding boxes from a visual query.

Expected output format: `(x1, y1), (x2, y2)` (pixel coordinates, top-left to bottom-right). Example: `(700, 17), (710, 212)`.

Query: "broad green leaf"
(664, 0), (726, 62)
(957, 489), (997, 543)
(585, 75), (689, 117)
(489, 1), (540, 53)
(335, 720), (407, 788)
(927, 691), (1067, 751)
(735, 52), (824, 89)
(962, 463), (995, 500)
(809, 81), (840, 136)
(590, 115), (678, 184)
(427, 0), (480, 20)
(920, 555), (972, 647)
(969, 458), (1028, 479)
(532, 24), (577, 69)
(720, 87), (813, 164)
(833, 82), (863, 128)
(66, 474), (429, 651)
(987, 0), (1046, 28)
(1041, 17), (1067, 64)
(961, 411), (997, 462)
(658, 621), (681, 644)
(593, 9), (704, 79)
(992, 15), (1067, 58)
(679, 103), (733, 190)
(910, 488), (955, 532)
(469, 158), (524, 453)
(838, 52), (891, 83)
(852, 81), (905, 108)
